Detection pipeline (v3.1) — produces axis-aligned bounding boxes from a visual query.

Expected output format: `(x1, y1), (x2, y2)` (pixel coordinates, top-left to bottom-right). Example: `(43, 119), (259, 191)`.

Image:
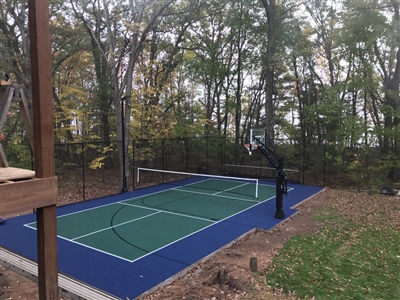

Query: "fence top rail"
(225, 164), (300, 173)
(133, 136), (225, 142)
(55, 140), (119, 146)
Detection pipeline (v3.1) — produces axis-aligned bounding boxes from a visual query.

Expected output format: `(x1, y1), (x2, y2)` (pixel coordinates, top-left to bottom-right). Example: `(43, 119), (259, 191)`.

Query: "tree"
(70, 0), (177, 190)
(260, 0), (279, 140)
(341, 0), (400, 154)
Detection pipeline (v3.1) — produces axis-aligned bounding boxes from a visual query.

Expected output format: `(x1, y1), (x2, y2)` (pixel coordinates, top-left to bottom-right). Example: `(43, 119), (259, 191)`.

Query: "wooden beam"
(28, 0), (58, 299)
(0, 167), (35, 182)
(0, 177), (57, 216)
(36, 206), (58, 300)
(28, 2), (55, 178)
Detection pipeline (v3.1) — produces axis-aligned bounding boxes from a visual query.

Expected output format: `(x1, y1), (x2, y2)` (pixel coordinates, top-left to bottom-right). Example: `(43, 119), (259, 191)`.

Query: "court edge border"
(0, 247), (119, 300)
(136, 187), (327, 299)
(0, 187), (326, 300)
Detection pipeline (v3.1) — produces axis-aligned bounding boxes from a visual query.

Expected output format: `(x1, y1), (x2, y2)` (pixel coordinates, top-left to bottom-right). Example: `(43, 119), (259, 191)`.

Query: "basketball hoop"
(244, 143), (257, 155)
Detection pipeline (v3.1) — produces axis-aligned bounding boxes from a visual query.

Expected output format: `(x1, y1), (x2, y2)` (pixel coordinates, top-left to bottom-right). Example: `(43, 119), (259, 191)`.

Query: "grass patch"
(264, 208), (400, 299)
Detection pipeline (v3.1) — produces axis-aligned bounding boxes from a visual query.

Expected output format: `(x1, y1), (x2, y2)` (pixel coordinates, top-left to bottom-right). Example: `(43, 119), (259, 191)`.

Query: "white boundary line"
(173, 188), (258, 203)
(213, 182), (250, 195)
(137, 167), (259, 198)
(23, 180), (290, 263)
(118, 202), (217, 223)
(126, 193), (278, 264)
(22, 178), (264, 228)
(35, 180), (208, 221)
(71, 212), (161, 241)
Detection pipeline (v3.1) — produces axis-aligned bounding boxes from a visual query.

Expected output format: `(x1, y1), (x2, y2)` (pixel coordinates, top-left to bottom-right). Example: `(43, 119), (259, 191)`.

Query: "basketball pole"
(249, 128), (287, 219)
(274, 157), (285, 219)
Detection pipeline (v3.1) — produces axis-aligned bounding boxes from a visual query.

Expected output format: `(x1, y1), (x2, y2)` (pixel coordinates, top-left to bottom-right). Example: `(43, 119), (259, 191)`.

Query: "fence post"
(323, 140), (327, 187)
(81, 141), (85, 201)
(206, 136), (209, 172)
(132, 139), (135, 190)
(186, 138), (189, 173)
(162, 139), (165, 182)
(302, 138), (306, 185)
(220, 137), (223, 175)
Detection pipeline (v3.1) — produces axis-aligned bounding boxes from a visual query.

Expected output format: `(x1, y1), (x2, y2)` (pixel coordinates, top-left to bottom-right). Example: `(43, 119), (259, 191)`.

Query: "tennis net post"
(137, 167), (259, 199)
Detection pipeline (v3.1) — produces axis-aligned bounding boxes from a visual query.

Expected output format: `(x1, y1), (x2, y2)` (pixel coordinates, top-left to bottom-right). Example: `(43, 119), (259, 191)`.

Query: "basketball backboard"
(250, 127), (266, 146)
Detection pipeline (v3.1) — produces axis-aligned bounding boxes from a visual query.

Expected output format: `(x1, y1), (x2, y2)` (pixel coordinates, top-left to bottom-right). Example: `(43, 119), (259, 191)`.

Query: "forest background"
(1, 0), (400, 200)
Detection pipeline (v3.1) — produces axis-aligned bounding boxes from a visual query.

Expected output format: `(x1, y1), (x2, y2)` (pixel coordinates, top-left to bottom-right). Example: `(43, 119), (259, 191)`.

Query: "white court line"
(57, 235), (133, 262)
(213, 182), (250, 195)
(71, 212), (161, 241)
(25, 195), (278, 264)
(126, 193), (279, 264)
(53, 177), (219, 220)
(52, 180), (210, 219)
(23, 178), (257, 227)
(117, 203), (216, 223)
(173, 188), (258, 203)
(23, 182), (288, 229)
(23, 180), (292, 263)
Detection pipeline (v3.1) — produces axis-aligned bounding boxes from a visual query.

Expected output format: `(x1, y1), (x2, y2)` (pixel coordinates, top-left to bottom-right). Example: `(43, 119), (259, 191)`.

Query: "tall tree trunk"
(261, 0), (277, 140)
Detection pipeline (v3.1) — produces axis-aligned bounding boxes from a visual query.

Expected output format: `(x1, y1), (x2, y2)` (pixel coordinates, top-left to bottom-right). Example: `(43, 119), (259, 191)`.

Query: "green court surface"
(28, 179), (276, 262)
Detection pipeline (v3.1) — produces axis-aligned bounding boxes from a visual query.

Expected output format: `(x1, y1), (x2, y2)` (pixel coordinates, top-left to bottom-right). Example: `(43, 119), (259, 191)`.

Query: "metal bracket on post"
(274, 158), (286, 219)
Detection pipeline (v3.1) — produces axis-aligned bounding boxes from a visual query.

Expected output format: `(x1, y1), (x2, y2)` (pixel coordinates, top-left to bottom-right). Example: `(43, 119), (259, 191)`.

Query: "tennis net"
(136, 167), (259, 198)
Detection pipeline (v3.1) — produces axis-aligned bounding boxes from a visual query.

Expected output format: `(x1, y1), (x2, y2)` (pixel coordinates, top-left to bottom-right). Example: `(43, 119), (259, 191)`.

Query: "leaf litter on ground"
(264, 188), (400, 300)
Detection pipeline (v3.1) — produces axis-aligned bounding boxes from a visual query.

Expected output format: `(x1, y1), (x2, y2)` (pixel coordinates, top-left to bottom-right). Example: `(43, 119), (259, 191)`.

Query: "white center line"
(118, 202), (216, 223)
(71, 211), (161, 241)
(213, 182), (250, 195)
(174, 188), (258, 203)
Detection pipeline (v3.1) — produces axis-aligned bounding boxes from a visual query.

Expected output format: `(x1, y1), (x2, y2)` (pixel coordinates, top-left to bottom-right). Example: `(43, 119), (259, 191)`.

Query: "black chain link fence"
(55, 141), (121, 204)
(54, 137), (400, 204)
(132, 136), (226, 189)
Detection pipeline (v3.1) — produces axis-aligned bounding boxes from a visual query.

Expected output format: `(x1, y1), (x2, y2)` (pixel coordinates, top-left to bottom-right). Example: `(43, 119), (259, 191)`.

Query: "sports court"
(0, 171), (323, 299)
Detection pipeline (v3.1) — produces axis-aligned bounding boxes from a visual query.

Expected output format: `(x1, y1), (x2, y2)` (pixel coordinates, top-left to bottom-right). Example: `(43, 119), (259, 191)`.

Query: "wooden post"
(250, 257), (258, 272)
(28, 0), (58, 299)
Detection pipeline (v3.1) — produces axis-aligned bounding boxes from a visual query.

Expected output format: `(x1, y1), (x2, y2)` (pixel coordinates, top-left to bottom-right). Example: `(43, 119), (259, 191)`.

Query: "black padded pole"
(274, 157), (285, 219)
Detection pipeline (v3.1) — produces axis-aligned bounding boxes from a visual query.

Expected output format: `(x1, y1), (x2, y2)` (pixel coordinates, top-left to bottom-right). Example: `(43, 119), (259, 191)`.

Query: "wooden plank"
(29, 2), (54, 178)
(28, 0), (58, 297)
(0, 167), (35, 182)
(0, 177), (57, 216)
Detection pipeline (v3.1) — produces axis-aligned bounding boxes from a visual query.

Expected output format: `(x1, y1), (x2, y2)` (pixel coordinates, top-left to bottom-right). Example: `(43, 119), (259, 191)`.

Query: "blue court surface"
(0, 177), (323, 299)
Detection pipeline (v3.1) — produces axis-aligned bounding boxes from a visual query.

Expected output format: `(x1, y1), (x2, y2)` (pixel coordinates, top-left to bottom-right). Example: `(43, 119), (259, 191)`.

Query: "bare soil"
(0, 187), (338, 300)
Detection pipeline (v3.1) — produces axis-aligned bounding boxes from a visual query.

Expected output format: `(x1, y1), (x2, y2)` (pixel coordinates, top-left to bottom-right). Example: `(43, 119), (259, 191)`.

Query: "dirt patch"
(0, 187), (330, 300)
(136, 188), (328, 300)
